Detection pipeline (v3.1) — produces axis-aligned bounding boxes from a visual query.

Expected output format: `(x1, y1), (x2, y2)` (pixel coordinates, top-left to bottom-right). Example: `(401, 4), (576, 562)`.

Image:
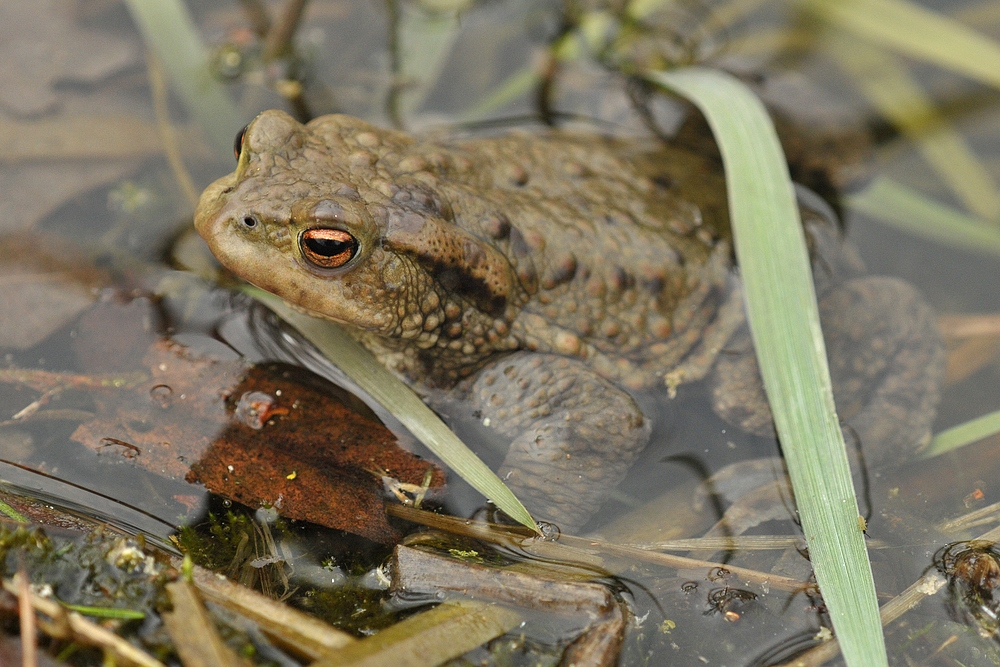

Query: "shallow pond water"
(4, 0), (1000, 665)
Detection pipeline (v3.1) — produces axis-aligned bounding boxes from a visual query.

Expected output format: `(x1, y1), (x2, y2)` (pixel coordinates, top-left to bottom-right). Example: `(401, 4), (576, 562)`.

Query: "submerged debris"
(935, 540), (1000, 641)
(391, 543), (626, 666)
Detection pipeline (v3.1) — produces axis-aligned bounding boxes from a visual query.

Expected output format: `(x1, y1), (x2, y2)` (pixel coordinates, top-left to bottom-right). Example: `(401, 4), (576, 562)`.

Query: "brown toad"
(194, 110), (944, 531)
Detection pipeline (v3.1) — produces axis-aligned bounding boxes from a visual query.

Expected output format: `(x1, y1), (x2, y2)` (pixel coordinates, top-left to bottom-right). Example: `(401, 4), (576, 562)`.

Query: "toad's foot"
(461, 352), (651, 532)
(711, 275), (945, 468)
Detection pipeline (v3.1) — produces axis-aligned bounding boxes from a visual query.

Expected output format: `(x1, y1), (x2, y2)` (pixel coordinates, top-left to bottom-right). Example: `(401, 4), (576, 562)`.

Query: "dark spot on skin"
(409, 245), (508, 318)
(652, 174), (673, 189)
(437, 199), (454, 221)
(604, 212), (631, 226)
(610, 266), (634, 292)
(436, 267), (461, 292)
(505, 165), (529, 187)
(642, 275), (665, 293)
(507, 226), (538, 291)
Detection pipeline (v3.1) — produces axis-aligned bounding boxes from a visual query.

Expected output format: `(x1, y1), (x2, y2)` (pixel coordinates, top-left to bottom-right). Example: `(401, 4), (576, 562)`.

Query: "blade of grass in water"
(124, 0), (242, 159)
(389, 1), (464, 124)
(60, 604), (146, 621)
(311, 600), (521, 667)
(849, 178), (1000, 257)
(924, 408), (1000, 459)
(0, 499), (28, 524)
(648, 67), (886, 667)
(830, 35), (1000, 221)
(248, 289), (539, 533)
(803, 0), (1000, 91)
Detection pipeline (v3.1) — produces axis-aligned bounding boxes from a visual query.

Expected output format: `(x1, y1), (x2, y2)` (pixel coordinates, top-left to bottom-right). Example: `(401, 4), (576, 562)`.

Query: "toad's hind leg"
(821, 276), (945, 463)
(712, 276), (945, 467)
(462, 352), (651, 532)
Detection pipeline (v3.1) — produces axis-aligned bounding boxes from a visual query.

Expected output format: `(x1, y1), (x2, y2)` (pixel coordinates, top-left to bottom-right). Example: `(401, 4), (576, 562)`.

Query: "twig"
(0, 368), (148, 393)
(18, 570), (36, 667)
(9, 388), (62, 422)
(237, 0), (272, 37)
(182, 560), (354, 662)
(939, 313), (1000, 339)
(386, 504), (811, 592)
(4, 575), (166, 667)
(147, 51), (200, 208)
(384, 0), (404, 129)
(263, 0), (308, 60)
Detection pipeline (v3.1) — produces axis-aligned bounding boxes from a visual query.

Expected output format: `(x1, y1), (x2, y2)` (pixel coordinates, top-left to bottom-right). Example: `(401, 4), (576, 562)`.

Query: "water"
(3, 0), (1000, 664)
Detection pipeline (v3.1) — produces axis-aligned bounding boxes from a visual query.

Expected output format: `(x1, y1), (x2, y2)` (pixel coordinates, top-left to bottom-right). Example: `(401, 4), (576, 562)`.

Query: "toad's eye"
(234, 124), (249, 160)
(300, 228), (358, 269)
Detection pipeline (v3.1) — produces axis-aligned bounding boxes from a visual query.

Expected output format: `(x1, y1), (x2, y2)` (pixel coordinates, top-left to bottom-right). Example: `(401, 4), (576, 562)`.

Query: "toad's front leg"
(460, 352), (651, 532)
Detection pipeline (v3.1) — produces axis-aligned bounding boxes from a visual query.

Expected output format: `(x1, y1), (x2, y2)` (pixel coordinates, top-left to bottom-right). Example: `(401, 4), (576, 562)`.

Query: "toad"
(194, 110), (944, 531)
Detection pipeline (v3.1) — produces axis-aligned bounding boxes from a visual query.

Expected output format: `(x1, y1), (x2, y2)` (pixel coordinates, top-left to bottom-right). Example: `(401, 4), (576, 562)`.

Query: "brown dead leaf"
(68, 336), (443, 543)
(188, 363), (445, 544)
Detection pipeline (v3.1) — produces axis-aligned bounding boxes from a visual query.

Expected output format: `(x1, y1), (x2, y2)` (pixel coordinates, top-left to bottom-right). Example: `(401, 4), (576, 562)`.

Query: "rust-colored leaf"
(188, 362), (445, 544)
(68, 336), (443, 543)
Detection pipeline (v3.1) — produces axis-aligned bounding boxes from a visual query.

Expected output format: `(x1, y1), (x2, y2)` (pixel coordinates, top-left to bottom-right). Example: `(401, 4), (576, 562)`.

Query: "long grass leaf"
(830, 35), (1000, 220)
(647, 67), (886, 667)
(248, 289), (539, 533)
(849, 177), (1000, 257)
(392, 3), (464, 119)
(0, 499), (28, 524)
(925, 408), (1000, 458)
(123, 0), (242, 159)
(803, 0), (1000, 91)
(61, 603), (146, 620)
(311, 600), (521, 667)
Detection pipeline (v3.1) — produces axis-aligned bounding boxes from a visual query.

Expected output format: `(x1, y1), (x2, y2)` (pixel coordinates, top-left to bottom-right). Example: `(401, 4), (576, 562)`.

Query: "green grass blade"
(0, 499), (28, 524)
(460, 66), (541, 121)
(849, 177), (1000, 257)
(311, 600), (521, 667)
(248, 289), (539, 533)
(829, 35), (1000, 221)
(392, 3), (464, 119)
(60, 603), (146, 620)
(803, 0), (1000, 91)
(647, 67), (886, 667)
(124, 0), (242, 158)
(925, 409), (1000, 458)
